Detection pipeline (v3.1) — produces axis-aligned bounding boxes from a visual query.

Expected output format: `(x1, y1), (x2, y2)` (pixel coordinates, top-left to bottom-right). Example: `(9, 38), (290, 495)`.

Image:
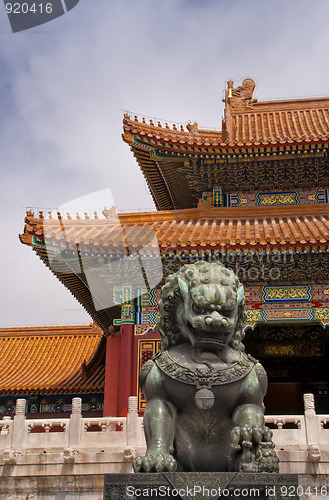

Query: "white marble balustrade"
(0, 394), (328, 481)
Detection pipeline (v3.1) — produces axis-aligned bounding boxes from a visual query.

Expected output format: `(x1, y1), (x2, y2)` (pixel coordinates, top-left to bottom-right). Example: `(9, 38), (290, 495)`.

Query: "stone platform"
(104, 472), (300, 499)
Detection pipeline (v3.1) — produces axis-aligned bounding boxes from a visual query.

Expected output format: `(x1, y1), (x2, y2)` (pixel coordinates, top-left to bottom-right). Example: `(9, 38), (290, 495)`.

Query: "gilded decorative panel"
(213, 186), (223, 207)
(313, 308), (329, 326)
(135, 325), (158, 336)
(138, 339), (161, 411)
(245, 307), (329, 327)
(262, 286), (312, 302)
(264, 309), (313, 321)
(264, 344), (323, 357)
(246, 310), (262, 323)
(227, 188), (329, 207)
(256, 192), (298, 206)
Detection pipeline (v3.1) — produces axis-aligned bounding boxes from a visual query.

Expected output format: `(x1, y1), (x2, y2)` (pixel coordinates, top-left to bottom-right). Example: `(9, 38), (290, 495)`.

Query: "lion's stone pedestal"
(103, 472), (300, 499)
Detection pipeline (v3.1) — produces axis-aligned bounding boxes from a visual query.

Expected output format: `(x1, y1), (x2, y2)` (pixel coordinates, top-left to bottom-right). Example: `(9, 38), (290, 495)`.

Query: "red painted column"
(132, 333), (140, 401)
(103, 335), (121, 416)
(117, 324), (135, 417)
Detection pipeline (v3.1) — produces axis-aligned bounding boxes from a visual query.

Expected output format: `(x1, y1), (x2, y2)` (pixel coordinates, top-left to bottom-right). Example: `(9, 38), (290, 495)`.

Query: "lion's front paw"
(133, 453), (177, 473)
(229, 425), (278, 473)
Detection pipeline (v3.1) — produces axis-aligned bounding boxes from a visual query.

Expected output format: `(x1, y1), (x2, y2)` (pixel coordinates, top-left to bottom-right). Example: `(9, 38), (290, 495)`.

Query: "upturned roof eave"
(21, 202), (329, 227)
(20, 204), (329, 251)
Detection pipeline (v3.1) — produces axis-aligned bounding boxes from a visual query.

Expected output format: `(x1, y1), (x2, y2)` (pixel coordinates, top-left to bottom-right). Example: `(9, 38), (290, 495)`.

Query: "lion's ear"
(237, 285), (245, 304)
(178, 277), (189, 299)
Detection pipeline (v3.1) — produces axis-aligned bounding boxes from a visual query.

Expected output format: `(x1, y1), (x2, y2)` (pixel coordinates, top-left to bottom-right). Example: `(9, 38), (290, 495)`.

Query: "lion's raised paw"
(229, 425), (278, 472)
(133, 453), (177, 473)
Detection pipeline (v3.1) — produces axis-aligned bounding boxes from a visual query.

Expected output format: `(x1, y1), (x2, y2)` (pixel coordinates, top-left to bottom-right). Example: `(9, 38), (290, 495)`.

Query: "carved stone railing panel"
(265, 415), (303, 430)
(317, 415), (329, 446)
(27, 421), (68, 433)
(83, 418), (124, 433)
(81, 418), (126, 447)
(318, 415), (329, 429)
(25, 419), (70, 450)
(0, 418), (12, 436)
(265, 415), (307, 448)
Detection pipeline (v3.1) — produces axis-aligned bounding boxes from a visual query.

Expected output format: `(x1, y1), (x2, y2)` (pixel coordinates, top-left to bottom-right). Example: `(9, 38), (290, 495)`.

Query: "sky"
(1, 0), (329, 327)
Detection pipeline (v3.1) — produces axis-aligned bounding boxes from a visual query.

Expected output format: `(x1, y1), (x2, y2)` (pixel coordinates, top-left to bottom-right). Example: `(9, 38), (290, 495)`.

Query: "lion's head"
(158, 261), (246, 352)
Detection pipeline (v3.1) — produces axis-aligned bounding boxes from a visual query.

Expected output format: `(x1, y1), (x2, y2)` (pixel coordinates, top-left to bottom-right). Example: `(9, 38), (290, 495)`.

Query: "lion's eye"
(222, 309), (234, 318)
(192, 304), (207, 315)
(222, 298), (237, 312)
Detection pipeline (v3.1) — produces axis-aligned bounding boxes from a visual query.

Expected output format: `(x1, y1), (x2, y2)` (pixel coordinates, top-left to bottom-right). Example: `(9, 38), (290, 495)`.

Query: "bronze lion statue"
(134, 261), (279, 473)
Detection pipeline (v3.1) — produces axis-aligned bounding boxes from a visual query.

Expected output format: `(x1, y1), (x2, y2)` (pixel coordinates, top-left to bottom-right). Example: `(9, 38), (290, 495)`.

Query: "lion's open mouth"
(187, 323), (227, 349)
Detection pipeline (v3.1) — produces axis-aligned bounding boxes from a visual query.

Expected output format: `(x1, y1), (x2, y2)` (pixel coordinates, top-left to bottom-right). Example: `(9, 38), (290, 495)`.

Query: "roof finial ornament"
(186, 121), (199, 134)
(224, 78), (257, 111)
(102, 206), (117, 219)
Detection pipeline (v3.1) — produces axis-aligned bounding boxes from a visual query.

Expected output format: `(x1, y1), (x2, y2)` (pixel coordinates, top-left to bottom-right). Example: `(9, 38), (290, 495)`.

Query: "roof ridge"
(0, 324), (102, 337)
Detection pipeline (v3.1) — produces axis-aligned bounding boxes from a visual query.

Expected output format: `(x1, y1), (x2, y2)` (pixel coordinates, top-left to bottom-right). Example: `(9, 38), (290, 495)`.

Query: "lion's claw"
(132, 455), (143, 472)
(133, 453), (177, 473)
(228, 425), (276, 472)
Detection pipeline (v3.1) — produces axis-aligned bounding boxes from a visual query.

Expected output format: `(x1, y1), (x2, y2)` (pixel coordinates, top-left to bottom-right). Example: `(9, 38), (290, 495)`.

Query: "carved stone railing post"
(4, 399), (26, 463)
(10, 399), (26, 450)
(303, 393), (321, 463)
(68, 397), (82, 449)
(124, 396), (138, 462)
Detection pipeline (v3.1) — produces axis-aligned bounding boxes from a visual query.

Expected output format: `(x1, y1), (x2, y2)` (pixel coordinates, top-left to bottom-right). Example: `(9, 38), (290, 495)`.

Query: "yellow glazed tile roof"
(0, 325), (104, 393)
(20, 204), (329, 249)
(123, 79), (329, 150)
(122, 79), (329, 210)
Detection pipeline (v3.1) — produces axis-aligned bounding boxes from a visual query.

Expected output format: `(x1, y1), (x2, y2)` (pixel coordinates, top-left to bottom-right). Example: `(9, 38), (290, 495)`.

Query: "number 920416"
(281, 485), (328, 497)
(5, 3), (53, 14)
